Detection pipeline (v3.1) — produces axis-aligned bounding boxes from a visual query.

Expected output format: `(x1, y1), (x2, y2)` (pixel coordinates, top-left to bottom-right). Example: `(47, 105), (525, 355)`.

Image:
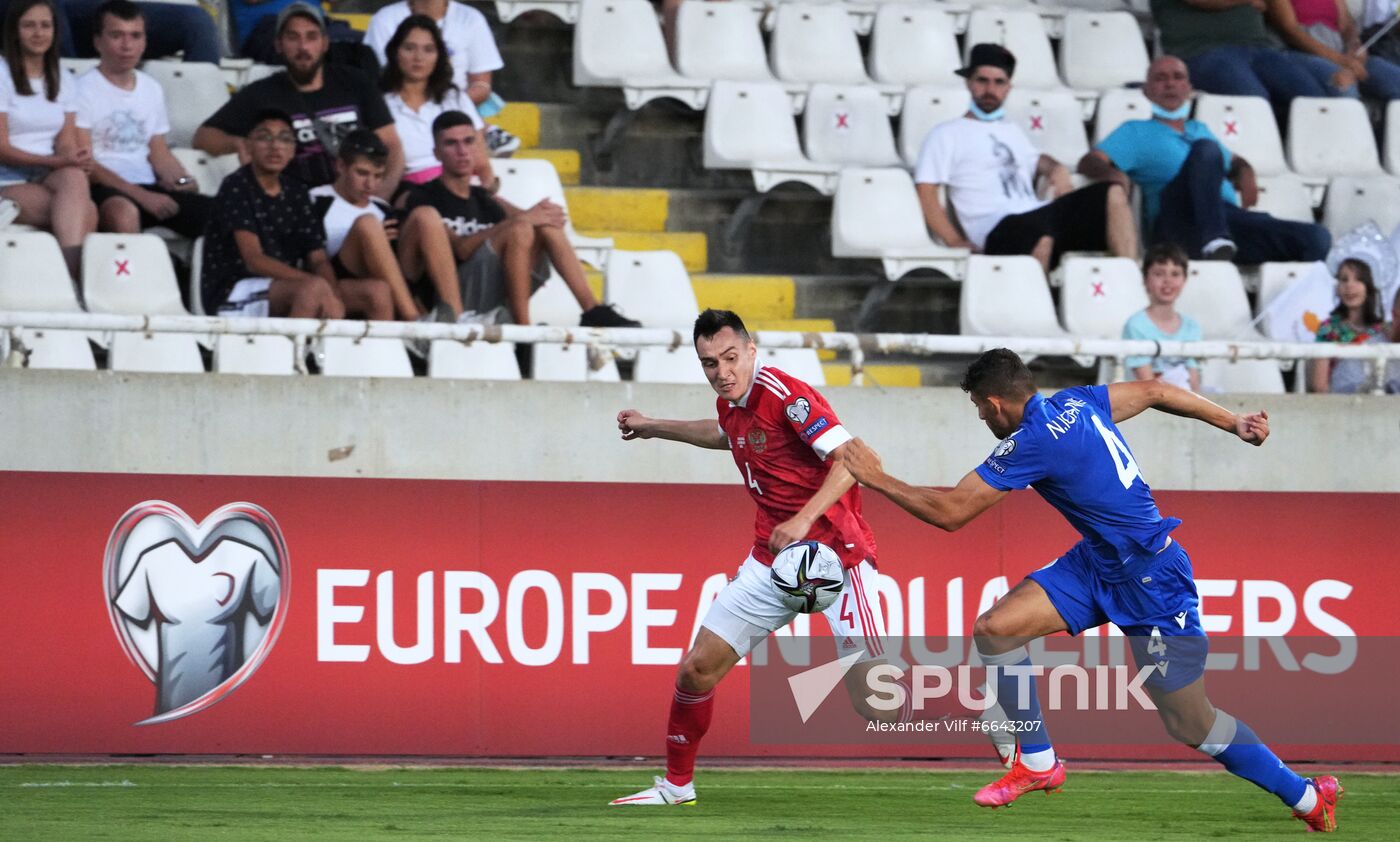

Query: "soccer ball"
(769, 541), (846, 614)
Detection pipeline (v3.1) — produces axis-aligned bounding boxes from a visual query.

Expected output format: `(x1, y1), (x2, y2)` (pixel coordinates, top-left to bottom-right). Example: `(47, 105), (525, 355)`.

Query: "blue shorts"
(0, 163), (47, 186)
(1028, 540), (1207, 693)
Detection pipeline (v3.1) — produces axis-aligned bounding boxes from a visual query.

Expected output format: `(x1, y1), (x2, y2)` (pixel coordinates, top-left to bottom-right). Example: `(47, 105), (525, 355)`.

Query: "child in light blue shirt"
(1122, 243), (1201, 391)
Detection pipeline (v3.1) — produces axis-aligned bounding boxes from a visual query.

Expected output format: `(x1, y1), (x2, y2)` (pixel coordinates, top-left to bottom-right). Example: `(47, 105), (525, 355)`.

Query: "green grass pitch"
(2, 765), (1395, 840)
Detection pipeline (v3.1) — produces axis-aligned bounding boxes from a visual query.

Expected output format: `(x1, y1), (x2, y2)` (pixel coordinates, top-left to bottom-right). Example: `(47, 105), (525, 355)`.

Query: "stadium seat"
(761, 347), (826, 385)
(634, 347), (710, 383)
(1252, 173), (1316, 223)
(317, 337), (414, 378)
(1287, 97), (1381, 178)
(675, 2), (772, 84)
(1058, 12), (1149, 91)
(6, 327), (96, 370)
(1199, 357), (1286, 394)
(1386, 99), (1400, 176)
(108, 332), (204, 373)
(0, 231), (82, 313)
(1175, 261), (1264, 339)
(868, 5), (961, 87)
(170, 147), (239, 197)
(532, 342), (621, 381)
(495, 0), (580, 25)
(1093, 87), (1150, 143)
(495, 158), (613, 268)
(82, 233), (189, 315)
(572, 0), (709, 110)
(1006, 88), (1088, 165)
(141, 61), (230, 148)
(898, 84), (969, 166)
(59, 57), (99, 76)
(802, 84), (901, 167)
(213, 334), (298, 375)
(1322, 174), (1400, 235)
(1193, 94), (1287, 176)
(703, 80), (839, 194)
(1057, 256), (1149, 339)
(771, 3), (901, 112)
(964, 9), (1062, 90)
(1255, 261), (1318, 336)
(959, 255), (1069, 338)
(244, 63), (278, 85)
(604, 249), (699, 329)
(830, 167), (970, 280)
(528, 273), (584, 327)
(428, 340), (523, 380)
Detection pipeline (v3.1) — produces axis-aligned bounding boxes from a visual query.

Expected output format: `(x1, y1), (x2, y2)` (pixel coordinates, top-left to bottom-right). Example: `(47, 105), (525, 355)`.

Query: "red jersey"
(716, 364), (877, 569)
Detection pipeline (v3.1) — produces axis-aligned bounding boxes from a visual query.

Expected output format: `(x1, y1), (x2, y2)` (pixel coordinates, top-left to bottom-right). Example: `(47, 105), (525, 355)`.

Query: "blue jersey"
(974, 385), (1180, 582)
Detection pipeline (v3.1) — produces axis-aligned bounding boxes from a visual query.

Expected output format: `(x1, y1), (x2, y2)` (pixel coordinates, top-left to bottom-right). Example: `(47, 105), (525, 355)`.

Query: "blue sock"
(1198, 711), (1308, 807)
(980, 646), (1051, 754)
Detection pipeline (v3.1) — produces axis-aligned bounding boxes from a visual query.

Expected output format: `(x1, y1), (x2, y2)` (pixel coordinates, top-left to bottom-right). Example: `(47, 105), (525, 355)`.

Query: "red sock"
(665, 685), (715, 787)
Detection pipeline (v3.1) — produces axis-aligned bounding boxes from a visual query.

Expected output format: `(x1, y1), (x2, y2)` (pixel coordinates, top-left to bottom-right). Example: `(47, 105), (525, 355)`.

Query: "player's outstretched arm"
(839, 439), (1007, 532)
(617, 409), (729, 450)
(1105, 380), (1270, 446)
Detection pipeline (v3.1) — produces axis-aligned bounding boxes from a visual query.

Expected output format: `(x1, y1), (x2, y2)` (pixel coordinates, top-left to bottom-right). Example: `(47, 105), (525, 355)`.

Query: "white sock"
(1019, 747), (1056, 772)
(1292, 782), (1318, 814)
(662, 777), (694, 795)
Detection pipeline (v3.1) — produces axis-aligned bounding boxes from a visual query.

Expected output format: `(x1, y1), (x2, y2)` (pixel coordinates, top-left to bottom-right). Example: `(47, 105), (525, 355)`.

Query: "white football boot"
(608, 776), (697, 806)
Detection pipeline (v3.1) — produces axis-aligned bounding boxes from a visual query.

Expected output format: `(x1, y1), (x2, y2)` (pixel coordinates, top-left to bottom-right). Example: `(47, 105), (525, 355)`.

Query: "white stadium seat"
(1006, 88), (1088, 165)
(60, 57), (99, 76)
(1199, 357), (1286, 394)
(964, 9), (1062, 90)
(1253, 173), (1316, 223)
(868, 5), (961, 87)
(1175, 261), (1265, 339)
(82, 233), (189, 315)
(634, 347), (710, 383)
(1193, 94), (1287, 176)
(170, 148), (239, 197)
(1093, 87), (1150, 143)
(1255, 261), (1318, 336)
(1058, 12), (1149, 91)
(1057, 256), (1149, 339)
(141, 60), (230, 148)
(959, 255), (1069, 338)
(495, 0), (580, 25)
(7, 326), (96, 370)
(528, 273), (584, 327)
(802, 84), (901, 167)
(770, 3), (871, 87)
(572, 0), (708, 110)
(213, 334), (298, 375)
(898, 84), (969, 167)
(1385, 99), (1400, 176)
(0, 232), (96, 371)
(830, 167), (970, 280)
(428, 340), (522, 380)
(317, 337), (414, 378)
(495, 158), (612, 268)
(604, 249), (699, 329)
(762, 348), (827, 385)
(1322, 174), (1400, 236)
(676, 1), (772, 84)
(703, 80), (839, 194)
(108, 332), (204, 373)
(532, 342), (621, 381)
(1287, 97), (1380, 178)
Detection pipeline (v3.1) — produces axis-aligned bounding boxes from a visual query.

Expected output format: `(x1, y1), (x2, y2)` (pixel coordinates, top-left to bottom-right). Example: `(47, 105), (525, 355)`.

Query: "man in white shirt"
(76, 0), (209, 238)
(915, 44), (1137, 272)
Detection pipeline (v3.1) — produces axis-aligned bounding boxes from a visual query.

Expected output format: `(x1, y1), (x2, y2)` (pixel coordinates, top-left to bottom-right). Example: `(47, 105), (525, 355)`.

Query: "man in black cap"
(914, 43), (1138, 273)
(193, 2), (406, 199)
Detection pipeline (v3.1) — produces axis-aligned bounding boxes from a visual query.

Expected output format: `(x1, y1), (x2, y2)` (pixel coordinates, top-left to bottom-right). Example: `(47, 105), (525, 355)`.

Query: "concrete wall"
(2, 370), (1395, 492)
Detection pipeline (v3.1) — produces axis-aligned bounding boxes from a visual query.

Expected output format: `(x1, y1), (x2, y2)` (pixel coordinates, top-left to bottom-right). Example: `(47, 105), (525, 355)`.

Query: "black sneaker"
(484, 125), (521, 157)
(580, 304), (640, 328)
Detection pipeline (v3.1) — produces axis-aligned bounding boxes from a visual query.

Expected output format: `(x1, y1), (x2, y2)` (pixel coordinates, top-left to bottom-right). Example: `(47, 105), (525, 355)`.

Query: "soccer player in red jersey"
(608, 309), (895, 806)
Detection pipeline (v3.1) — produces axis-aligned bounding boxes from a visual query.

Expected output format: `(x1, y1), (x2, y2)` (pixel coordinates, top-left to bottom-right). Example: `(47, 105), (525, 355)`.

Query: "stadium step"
(514, 149), (580, 185)
(823, 364), (923, 388)
(581, 231), (708, 273)
(486, 102), (540, 150)
(692, 274), (795, 321)
(564, 187), (668, 232)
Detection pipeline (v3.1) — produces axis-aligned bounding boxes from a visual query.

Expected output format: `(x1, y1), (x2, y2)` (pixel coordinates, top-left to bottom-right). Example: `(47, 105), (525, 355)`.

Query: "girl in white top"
(379, 14), (495, 195)
(0, 0), (97, 279)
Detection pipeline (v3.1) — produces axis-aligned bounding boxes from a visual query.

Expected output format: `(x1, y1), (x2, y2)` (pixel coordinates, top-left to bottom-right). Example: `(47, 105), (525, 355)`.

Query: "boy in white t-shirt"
(75, 1), (210, 238)
(914, 43), (1137, 272)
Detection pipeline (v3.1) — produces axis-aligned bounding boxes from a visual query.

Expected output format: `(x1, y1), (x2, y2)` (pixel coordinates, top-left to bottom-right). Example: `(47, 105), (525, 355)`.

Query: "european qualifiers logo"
(103, 501), (290, 725)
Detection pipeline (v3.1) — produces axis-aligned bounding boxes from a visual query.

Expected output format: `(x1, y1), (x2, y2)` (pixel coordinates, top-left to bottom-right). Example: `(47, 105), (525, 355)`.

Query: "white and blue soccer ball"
(770, 541), (847, 614)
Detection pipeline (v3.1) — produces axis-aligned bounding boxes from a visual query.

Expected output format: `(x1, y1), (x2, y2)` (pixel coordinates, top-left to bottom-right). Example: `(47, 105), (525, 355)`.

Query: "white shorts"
(702, 554), (888, 661)
(218, 277), (272, 318)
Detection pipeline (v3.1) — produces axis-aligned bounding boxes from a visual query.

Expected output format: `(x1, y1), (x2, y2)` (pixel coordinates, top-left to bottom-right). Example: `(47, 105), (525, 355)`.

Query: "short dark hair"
(338, 128), (387, 166)
(693, 309), (750, 345)
(431, 110), (476, 142)
(249, 108), (295, 136)
(94, 0), (142, 33)
(960, 348), (1036, 399)
(1142, 242), (1188, 275)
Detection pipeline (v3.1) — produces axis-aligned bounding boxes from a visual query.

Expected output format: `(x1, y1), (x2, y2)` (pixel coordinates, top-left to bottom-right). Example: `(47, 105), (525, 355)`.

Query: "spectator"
(75, 0), (210, 238)
(1266, 0), (1400, 101)
(194, 3), (405, 198)
(1079, 56), (1331, 264)
(0, 0), (224, 62)
(231, 0), (375, 70)
(380, 14), (494, 192)
(310, 128), (467, 324)
(364, 0), (518, 156)
(914, 43), (1137, 273)
(404, 111), (639, 328)
(1308, 257), (1398, 392)
(201, 108), (392, 320)
(1122, 243), (1202, 392)
(1151, 0), (1347, 126)
(0, 0), (96, 280)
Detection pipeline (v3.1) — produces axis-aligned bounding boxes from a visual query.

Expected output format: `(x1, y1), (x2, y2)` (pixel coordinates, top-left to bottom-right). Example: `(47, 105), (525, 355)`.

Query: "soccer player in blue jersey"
(838, 349), (1341, 832)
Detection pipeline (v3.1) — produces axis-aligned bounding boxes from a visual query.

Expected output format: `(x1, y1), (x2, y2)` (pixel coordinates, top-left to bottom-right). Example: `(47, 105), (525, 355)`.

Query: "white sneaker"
(0, 197), (18, 229)
(608, 775), (696, 806)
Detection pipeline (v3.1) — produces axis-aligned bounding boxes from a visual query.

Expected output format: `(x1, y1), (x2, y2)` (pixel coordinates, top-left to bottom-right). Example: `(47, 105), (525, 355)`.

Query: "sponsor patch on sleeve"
(802, 417), (829, 439)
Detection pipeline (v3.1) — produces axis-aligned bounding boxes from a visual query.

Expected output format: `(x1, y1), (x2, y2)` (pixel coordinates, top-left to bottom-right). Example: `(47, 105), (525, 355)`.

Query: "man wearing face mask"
(914, 44), (1138, 273)
(1080, 56), (1331, 264)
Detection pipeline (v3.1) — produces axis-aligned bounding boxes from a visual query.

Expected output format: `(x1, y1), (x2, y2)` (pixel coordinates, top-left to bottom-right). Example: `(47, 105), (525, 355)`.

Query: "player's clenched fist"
(836, 438), (883, 484)
(1235, 410), (1269, 446)
(617, 409), (654, 440)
